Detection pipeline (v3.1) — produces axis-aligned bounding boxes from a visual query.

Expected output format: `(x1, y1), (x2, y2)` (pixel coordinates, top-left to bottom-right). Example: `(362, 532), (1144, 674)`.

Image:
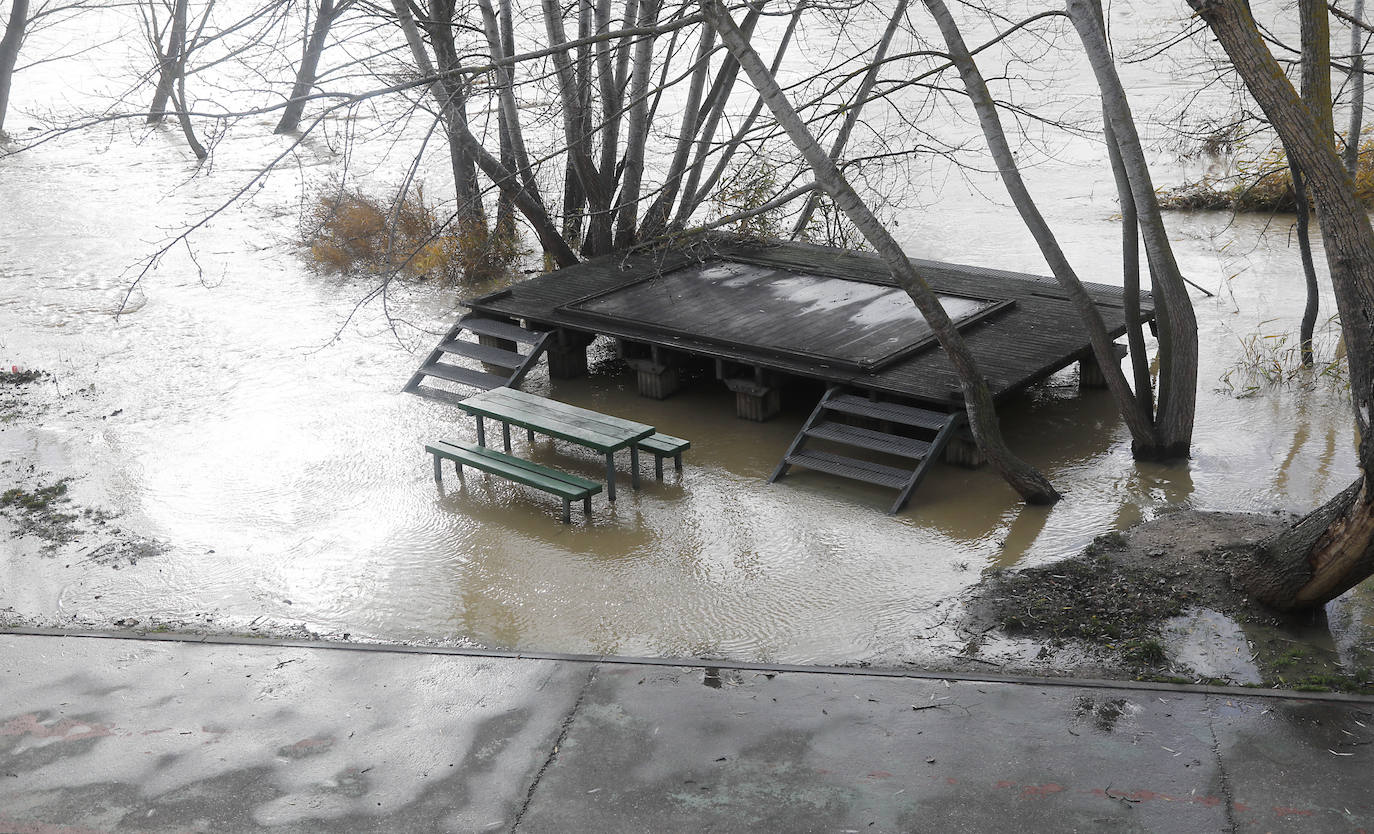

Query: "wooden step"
(437, 338), (527, 369)
(822, 394), (949, 432)
(410, 384), (471, 407)
(804, 421), (932, 459)
(784, 449), (913, 489)
(459, 315), (545, 345)
(419, 362), (509, 391)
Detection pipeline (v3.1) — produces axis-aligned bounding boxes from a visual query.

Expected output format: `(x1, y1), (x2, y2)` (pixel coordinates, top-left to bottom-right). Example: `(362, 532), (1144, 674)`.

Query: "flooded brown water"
(1, 2), (1370, 671)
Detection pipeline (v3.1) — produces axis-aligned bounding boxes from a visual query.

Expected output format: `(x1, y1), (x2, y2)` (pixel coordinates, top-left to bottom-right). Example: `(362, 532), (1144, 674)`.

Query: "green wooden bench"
(426, 439), (602, 523)
(635, 432), (690, 479)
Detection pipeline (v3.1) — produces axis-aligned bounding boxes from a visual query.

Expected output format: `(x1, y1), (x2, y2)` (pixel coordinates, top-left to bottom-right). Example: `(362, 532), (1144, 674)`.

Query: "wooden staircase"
(770, 388), (964, 514)
(404, 314), (551, 405)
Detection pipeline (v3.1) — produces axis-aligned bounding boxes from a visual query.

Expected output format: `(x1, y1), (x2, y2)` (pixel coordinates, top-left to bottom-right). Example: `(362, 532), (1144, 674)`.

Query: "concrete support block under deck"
(1078, 342), (1129, 390)
(624, 359), (680, 400)
(547, 331), (595, 379)
(723, 377), (781, 422)
(943, 430), (985, 468)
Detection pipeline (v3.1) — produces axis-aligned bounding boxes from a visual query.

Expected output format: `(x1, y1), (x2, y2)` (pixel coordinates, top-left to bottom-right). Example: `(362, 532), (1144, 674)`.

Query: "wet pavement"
(0, 632), (1370, 832)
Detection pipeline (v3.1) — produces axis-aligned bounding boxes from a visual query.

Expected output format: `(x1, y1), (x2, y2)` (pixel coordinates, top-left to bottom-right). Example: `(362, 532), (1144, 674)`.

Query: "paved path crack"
(1205, 695), (1239, 834)
(509, 662), (599, 832)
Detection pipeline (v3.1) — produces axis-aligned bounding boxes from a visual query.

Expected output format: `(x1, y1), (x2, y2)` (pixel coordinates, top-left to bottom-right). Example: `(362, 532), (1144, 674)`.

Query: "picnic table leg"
(502, 422), (512, 452)
(432, 453), (442, 484)
(605, 453), (616, 502)
(630, 446), (641, 489)
(562, 499), (571, 524)
(527, 428), (535, 444)
(655, 454), (664, 480)
(475, 416), (486, 447)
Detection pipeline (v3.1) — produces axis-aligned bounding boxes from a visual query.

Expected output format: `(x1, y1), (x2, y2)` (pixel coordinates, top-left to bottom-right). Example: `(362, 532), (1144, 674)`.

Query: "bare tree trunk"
(1292, 163), (1320, 365)
(148, 0), (189, 124)
(638, 21), (715, 240)
(683, 3), (803, 223)
(1068, 0), (1198, 460)
(544, 0), (612, 254)
(702, 0), (1058, 504)
(1296, 0), (1331, 365)
(275, 0), (347, 134)
(1104, 113), (1154, 422)
(613, 0), (660, 247)
(924, 0), (1157, 450)
(789, 0), (908, 239)
(1189, 0), (1374, 610)
(1345, 0), (1365, 178)
(424, 0), (484, 225)
(0, 0), (28, 137)
(669, 3), (761, 228)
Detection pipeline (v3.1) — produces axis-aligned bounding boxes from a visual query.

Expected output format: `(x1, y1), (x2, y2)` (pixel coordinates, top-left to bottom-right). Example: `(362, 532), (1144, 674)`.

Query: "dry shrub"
(303, 183), (519, 284)
(1159, 134), (1374, 212)
(1218, 318), (1348, 398)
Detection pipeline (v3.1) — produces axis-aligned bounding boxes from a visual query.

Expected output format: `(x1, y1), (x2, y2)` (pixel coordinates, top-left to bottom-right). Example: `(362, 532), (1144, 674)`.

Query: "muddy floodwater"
(2, 3), (1373, 674)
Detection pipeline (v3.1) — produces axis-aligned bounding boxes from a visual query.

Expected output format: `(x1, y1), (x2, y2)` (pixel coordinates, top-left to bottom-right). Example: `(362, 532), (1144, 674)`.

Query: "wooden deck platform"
(463, 240), (1151, 411)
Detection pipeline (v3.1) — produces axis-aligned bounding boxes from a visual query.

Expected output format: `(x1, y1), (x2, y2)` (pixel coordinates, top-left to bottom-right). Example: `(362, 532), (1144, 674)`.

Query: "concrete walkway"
(0, 631), (1370, 833)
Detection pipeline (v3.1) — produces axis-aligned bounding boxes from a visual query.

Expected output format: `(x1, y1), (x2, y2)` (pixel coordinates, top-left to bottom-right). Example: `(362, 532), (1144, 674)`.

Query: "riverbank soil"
(965, 509), (1374, 693)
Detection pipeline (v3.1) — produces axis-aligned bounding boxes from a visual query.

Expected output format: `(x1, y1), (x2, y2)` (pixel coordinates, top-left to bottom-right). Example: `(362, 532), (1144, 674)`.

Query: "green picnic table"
(453, 387), (655, 502)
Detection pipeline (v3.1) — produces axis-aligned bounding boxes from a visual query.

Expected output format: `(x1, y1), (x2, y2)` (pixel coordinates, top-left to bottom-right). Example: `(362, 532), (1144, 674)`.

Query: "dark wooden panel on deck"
(465, 240), (1154, 408)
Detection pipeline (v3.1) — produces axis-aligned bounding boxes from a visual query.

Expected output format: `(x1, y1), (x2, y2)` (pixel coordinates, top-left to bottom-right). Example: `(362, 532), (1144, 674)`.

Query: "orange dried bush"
(302, 183), (519, 284)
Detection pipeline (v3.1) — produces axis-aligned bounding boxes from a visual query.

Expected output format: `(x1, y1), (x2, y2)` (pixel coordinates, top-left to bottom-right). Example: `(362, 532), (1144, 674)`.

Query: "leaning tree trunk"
(702, 0), (1059, 504)
(275, 0), (346, 134)
(925, 0), (1158, 453)
(1189, 0), (1374, 610)
(0, 0), (28, 137)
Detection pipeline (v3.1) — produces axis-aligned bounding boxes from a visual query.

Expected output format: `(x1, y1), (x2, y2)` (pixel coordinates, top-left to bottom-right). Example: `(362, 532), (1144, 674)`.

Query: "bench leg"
(674, 453), (683, 472)
(502, 422), (512, 452)
(475, 416), (486, 447)
(432, 454), (443, 484)
(605, 453), (616, 502)
(454, 460), (463, 479)
(655, 454), (663, 480)
(562, 499), (571, 524)
(527, 428), (535, 444)
(630, 446), (640, 489)
(583, 495), (592, 516)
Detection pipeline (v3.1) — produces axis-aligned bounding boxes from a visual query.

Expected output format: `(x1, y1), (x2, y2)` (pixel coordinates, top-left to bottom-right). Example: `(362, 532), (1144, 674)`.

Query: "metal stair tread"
(804, 421), (932, 459)
(419, 362), (510, 390)
(459, 314), (545, 345)
(784, 449), (913, 489)
(437, 339), (527, 368)
(822, 394), (950, 431)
